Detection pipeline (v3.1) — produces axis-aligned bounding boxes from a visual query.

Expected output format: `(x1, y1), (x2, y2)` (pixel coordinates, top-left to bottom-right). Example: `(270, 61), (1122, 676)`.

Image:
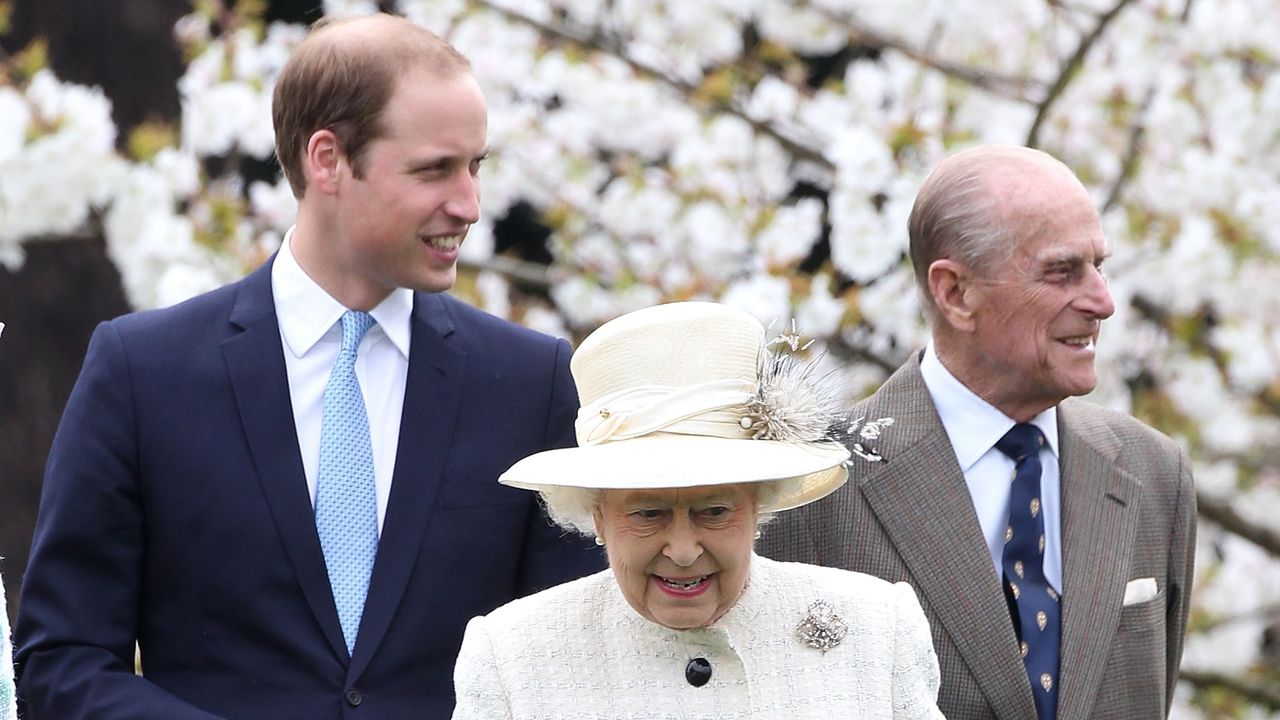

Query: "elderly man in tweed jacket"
(760, 145), (1196, 720)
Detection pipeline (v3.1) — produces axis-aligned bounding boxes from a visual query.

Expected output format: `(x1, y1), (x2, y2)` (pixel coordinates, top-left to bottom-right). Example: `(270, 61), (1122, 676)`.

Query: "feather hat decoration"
(746, 322), (894, 462)
(747, 342), (844, 444)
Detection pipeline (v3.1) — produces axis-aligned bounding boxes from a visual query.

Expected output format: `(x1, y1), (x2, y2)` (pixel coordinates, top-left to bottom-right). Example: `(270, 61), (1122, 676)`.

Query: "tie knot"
(995, 423), (1045, 463)
(339, 311), (376, 355)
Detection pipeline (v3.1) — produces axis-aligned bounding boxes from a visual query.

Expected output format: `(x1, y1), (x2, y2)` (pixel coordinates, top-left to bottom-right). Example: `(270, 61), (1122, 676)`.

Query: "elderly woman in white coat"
(1, 325), (10, 720)
(451, 302), (944, 719)
(2, 572), (16, 720)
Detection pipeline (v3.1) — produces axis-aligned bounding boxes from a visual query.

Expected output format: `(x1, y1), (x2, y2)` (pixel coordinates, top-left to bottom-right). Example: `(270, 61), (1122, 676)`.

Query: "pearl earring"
(753, 530), (762, 540)
(594, 536), (605, 546)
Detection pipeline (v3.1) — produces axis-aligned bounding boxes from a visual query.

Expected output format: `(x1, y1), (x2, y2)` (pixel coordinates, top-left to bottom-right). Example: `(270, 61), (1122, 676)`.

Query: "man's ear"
(928, 258), (978, 333)
(304, 129), (344, 195)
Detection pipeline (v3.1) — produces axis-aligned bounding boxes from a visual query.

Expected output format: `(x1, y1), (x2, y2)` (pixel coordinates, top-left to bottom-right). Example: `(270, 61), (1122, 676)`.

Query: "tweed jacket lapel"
(1053, 399), (1141, 720)
(854, 358), (1037, 720)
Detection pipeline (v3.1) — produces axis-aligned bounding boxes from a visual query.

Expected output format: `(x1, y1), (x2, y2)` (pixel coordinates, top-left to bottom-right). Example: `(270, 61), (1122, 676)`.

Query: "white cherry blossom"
(9, 2), (1280, 710)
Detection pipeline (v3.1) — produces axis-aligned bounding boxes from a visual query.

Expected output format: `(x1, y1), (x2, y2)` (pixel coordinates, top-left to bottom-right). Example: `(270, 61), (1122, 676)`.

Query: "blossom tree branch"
(470, 0), (835, 172)
(460, 255), (553, 289)
(1180, 669), (1280, 710)
(1194, 601), (1280, 633)
(1125, 293), (1280, 559)
(825, 333), (901, 375)
(1180, 0), (1198, 22)
(1197, 491), (1280, 558)
(1027, 0), (1140, 147)
(1101, 86), (1155, 213)
(1130, 295), (1280, 419)
(795, 0), (1046, 101)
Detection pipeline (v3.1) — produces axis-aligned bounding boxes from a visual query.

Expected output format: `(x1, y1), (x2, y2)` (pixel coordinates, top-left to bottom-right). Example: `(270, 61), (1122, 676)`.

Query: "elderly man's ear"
(927, 259), (979, 332)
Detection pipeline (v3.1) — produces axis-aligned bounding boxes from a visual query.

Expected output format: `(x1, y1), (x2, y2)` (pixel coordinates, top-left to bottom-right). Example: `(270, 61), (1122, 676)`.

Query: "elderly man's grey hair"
(907, 145), (1077, 324)
(538, 481), (790, 538)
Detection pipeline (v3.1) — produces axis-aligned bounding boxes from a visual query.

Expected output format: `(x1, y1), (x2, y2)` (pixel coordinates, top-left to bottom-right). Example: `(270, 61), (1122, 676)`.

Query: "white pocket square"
(1123, 577), (1158, 605)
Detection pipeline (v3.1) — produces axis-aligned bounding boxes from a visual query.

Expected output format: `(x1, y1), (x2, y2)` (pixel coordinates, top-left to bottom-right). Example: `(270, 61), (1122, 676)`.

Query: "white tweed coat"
(1, 573), (15, 720)
(451, 554), (944, 719)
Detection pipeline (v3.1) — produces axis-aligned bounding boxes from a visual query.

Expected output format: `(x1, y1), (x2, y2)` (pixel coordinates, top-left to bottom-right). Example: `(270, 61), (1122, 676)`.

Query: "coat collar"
(853, 356), (1037, 720)
(224, 259), (349, 661)
(347, 292), (464, 680)
(1054, 398), (1141, 719)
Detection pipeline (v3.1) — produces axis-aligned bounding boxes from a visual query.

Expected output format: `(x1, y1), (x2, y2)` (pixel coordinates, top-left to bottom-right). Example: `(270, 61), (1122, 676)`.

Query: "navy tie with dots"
(315, 310), (379, 657)
(996, 423), (1060, 720)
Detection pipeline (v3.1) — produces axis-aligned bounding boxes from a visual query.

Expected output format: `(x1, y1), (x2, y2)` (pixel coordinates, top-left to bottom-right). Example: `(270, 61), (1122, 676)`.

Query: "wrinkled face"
(593, 484), (758, 631)
(328, 68), (487, 303)
(964, 173), (1116, 420)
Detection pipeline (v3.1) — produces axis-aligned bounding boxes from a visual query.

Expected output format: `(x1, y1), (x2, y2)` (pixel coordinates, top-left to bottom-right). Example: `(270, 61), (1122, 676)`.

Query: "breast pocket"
(1118, 588), (1165, 635)
(1116, 588), (1166, 671)
(1098, 587), (1167, 717)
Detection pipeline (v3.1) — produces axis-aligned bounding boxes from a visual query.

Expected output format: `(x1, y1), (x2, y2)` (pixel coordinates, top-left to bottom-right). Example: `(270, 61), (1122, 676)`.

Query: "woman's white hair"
(537, 486), (603, 537)
(537, 480), (791, 538)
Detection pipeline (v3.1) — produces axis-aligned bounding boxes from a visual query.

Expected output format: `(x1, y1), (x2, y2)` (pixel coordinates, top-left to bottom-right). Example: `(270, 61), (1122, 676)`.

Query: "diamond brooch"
(796, 599), (847, 652)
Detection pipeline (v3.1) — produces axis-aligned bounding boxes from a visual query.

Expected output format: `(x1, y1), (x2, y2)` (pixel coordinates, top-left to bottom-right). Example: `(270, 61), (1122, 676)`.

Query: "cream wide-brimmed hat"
(499, 302), (851, 512)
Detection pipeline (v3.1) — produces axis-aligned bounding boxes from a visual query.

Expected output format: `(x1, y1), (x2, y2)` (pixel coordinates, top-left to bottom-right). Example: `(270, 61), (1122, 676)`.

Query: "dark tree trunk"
(0, 239), (131, 625)
(5, 0), (188, 133)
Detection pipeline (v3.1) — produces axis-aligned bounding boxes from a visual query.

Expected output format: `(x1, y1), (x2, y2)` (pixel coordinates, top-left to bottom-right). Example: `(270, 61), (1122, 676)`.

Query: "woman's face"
(593, 483), (758, 630)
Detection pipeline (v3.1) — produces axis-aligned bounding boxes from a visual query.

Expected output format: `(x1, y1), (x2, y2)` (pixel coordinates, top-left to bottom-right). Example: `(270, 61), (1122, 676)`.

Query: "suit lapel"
(856, 360), (1037, 720)
(1054, 400), (1141, 720)
(348, 293), (464, 681)
(222, 260), (348, 662)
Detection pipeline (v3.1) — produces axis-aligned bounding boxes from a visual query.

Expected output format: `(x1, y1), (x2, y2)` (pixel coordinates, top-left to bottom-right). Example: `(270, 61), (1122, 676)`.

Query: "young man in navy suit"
(16, 14), (602, 719)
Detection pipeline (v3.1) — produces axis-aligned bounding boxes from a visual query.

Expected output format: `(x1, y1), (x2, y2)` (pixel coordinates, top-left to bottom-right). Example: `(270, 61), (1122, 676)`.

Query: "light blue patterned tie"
(315, 310), (379, 656)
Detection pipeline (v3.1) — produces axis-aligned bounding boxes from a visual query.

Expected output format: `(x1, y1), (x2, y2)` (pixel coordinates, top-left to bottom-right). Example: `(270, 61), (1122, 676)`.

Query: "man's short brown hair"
(272, 14), (471, 198)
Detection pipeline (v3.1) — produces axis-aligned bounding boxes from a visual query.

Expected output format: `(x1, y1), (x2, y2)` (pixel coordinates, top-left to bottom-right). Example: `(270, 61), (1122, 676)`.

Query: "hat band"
(576, 379), (757, 446)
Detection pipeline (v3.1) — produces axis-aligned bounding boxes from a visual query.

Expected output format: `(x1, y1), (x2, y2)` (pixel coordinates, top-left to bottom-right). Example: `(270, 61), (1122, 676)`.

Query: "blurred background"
(1, 0), (1278, 716)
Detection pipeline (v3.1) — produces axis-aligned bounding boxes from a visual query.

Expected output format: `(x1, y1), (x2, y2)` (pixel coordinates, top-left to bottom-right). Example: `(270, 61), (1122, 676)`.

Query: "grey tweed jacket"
(758, 354), (1197, 720)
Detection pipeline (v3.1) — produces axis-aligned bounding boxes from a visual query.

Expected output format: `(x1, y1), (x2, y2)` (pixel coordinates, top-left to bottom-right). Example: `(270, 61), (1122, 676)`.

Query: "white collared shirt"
(271, 228), (413, 534)
(919, 343), (1063, 593)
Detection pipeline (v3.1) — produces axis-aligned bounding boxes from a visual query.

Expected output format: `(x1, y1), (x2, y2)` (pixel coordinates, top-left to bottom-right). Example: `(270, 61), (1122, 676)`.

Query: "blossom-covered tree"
(2, 0), (1278, 715)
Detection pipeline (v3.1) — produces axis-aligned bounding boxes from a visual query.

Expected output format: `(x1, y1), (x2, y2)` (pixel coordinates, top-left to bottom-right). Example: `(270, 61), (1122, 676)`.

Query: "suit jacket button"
(345, 688), (363, 707)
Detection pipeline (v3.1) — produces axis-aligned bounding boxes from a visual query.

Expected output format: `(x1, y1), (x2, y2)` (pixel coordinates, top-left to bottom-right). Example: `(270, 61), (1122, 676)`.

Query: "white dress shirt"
(271, 229), (412, 534)
(919, 343), (1063, 593)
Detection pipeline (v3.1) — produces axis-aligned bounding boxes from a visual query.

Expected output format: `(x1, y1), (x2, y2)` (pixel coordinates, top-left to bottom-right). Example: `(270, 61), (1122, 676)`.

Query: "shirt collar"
(271, 226), (413, 358)
(919, 342), (1059, 471)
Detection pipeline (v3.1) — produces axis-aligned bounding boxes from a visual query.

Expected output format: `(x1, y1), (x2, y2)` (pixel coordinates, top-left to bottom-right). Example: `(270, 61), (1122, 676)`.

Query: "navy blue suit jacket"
(15, 260), (604, 719)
